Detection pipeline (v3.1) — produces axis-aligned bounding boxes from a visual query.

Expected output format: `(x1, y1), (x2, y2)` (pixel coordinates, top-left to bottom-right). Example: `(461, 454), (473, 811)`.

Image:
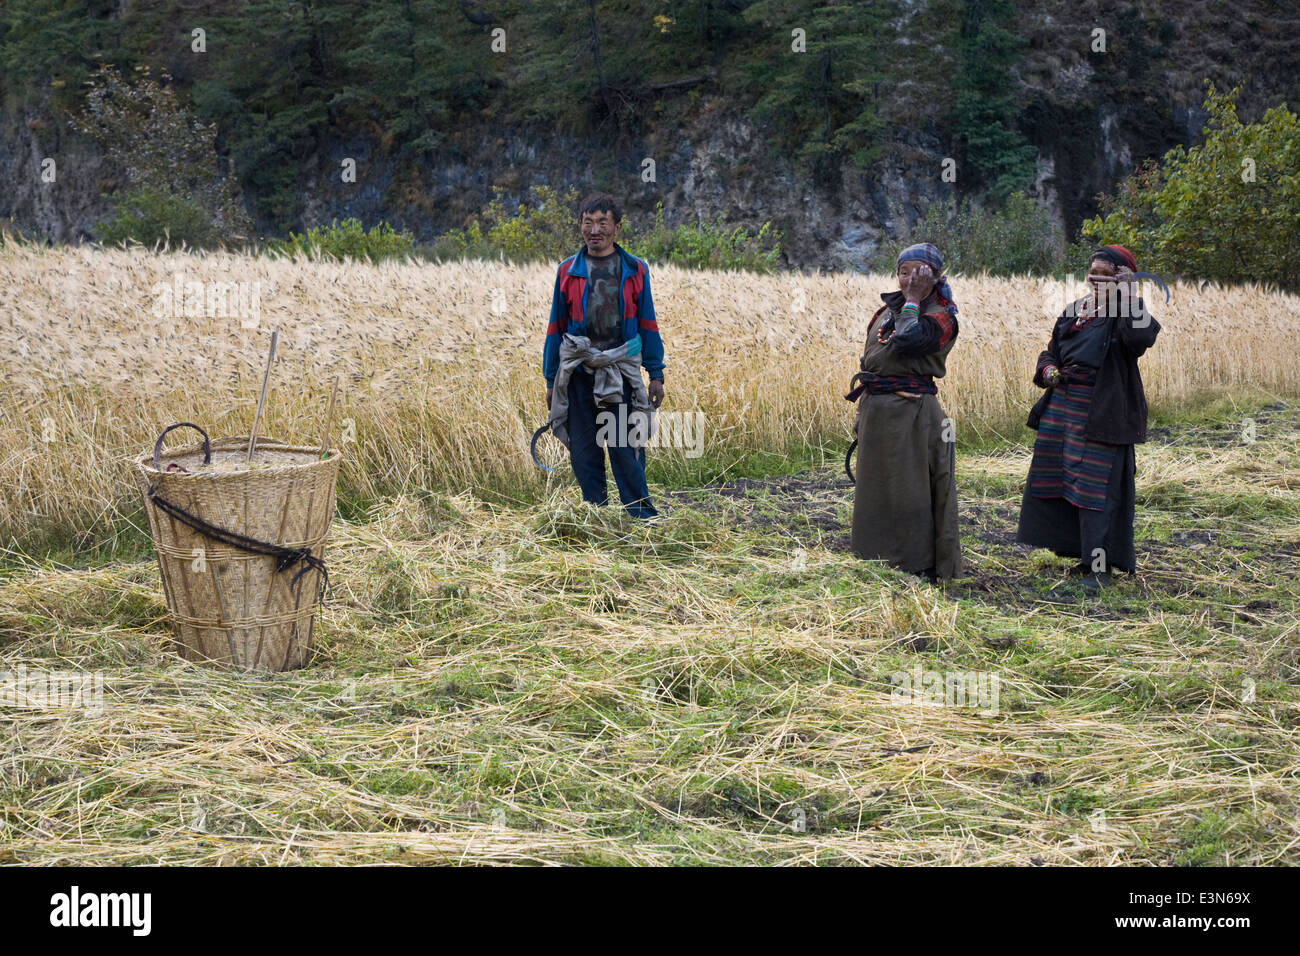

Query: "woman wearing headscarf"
(848, 242), (961, 582)
(1017, 244), (1161, 592)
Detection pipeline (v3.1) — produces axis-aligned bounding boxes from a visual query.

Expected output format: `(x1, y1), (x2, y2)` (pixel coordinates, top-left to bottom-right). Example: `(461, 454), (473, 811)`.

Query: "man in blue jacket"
(543, 193), (665, 519)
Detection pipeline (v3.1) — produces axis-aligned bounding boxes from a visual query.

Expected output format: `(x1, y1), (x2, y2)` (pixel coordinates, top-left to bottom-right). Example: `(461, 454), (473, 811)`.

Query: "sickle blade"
(1131, 271), (1172, 304)
(531, 423), (555, 472)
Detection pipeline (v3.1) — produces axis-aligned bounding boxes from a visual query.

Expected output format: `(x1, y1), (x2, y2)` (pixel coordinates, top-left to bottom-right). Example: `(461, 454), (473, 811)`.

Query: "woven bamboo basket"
(134, 423), (341, 672)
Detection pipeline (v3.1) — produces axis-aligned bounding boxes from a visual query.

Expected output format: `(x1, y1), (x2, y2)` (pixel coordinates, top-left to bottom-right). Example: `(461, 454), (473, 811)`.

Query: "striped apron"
(1026, 380), (1117, 512)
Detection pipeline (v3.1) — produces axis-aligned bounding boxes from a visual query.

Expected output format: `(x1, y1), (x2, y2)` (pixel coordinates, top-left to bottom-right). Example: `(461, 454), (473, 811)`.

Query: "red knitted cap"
(1102, 244), (1137, 272)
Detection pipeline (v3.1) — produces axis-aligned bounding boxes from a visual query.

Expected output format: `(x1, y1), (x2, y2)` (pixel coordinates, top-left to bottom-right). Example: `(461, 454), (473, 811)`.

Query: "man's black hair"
(579, 192), (621, 223)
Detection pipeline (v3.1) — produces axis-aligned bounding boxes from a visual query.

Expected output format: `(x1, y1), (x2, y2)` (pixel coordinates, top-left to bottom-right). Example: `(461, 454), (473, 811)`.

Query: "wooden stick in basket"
(318, 375), (340, 459)
(247, 328), (279, 463)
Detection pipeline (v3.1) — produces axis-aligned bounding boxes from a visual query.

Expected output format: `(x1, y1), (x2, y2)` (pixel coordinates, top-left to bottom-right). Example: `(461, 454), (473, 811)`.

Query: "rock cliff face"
(0, 98), (113, 242)
(2, 1), (1297, 271)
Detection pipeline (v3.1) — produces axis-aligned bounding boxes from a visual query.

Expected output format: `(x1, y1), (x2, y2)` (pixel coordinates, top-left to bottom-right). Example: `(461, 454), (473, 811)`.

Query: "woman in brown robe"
(849, 243), (961, 582)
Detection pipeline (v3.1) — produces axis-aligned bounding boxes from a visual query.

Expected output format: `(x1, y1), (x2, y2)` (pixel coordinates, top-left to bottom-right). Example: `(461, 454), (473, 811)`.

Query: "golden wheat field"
(3, 238), (1299, 549)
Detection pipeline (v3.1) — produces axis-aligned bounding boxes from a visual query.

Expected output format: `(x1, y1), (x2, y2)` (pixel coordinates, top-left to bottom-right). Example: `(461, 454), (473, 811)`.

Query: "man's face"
(581, 210), (619, 255)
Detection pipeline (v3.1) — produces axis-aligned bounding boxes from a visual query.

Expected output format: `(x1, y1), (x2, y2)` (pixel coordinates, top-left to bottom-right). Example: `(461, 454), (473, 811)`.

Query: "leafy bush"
(624, 203), (782, 273)
(431, 189), (782, 273)
(485, 185), (580, 264)
(92, 188), (217, 249)
(429, 185), (581, 265)
(1082, 84), (1300, 291)
(268, 218), (415, 263)
(870, 191), (1090, 278)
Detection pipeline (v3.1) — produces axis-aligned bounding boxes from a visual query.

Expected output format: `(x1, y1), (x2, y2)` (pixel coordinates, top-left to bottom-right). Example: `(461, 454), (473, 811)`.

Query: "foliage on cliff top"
(1083, 85), (1300, 292)
(0, 0), (1041, 227)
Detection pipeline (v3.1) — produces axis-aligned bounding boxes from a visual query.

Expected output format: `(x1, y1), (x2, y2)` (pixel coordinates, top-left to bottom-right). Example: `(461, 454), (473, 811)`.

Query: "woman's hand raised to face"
(900, 263), (937, 304)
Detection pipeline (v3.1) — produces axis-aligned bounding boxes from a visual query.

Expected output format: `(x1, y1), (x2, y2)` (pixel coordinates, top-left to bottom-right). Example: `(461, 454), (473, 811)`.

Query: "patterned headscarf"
(898, 242), (958, 315)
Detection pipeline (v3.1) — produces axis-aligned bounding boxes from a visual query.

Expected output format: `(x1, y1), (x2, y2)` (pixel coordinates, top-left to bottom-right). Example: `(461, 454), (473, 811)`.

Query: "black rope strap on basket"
(146, 422), (329, 604)
(146, 486), (330, 604)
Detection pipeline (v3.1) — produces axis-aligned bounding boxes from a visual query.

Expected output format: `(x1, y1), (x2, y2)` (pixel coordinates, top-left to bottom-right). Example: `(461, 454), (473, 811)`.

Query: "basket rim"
(136, 435), (340, 475)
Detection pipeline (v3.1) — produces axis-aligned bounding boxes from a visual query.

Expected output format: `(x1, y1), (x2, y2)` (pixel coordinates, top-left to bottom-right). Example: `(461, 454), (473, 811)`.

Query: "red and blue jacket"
(543, 243), (665, 385)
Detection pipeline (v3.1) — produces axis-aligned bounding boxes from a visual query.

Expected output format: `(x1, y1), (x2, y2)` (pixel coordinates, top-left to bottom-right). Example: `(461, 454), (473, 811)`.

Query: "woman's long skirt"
(1016, 381), (1137, 572)
(851, 392), (961, 579)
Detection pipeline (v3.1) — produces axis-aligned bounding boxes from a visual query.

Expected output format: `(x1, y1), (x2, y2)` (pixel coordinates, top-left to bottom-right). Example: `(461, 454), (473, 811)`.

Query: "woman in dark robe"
(1017, 244), (1161, 592)
(849, 243), (961, 582)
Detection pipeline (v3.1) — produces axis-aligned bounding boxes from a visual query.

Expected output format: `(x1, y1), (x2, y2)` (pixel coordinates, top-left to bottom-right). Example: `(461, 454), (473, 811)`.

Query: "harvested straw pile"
(1, 412), (1297, 864)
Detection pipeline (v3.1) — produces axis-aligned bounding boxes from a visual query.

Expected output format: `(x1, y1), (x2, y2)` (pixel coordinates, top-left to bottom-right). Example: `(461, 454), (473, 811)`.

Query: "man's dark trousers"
(565, 368), (658, 519)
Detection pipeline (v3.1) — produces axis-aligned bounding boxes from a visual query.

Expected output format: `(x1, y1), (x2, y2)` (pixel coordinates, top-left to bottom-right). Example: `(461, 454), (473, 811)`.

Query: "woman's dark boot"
(1080, 570), (1112, 594)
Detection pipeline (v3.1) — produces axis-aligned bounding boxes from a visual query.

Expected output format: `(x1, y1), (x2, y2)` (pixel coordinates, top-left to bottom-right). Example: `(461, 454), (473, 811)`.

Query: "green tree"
(742, 0), (897, 180)
(663, 0), (749, 60)
(189, 0), (341, 226)
(1082, 85), (1300, 291)
(946, 0), (1036, 199)
(331, 1), (493, 160)
(506, 0), (684, 134)
(190, 0), (495, 228)
(0, 0), (121, 113)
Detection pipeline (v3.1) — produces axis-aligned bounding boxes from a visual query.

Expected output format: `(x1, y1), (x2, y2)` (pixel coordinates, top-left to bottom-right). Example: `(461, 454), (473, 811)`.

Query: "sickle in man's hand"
(531, 422), (555, 472)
